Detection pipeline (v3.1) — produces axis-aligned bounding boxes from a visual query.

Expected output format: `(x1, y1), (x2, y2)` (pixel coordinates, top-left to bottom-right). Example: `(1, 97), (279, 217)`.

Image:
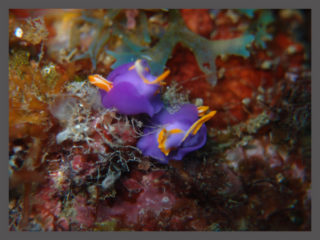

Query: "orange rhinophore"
(88, 74), (113, 92)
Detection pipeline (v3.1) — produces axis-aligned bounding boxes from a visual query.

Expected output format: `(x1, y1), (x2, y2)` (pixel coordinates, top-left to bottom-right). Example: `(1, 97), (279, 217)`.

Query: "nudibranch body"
(137, 104), (216, 164)
(89, 59), (170, 116)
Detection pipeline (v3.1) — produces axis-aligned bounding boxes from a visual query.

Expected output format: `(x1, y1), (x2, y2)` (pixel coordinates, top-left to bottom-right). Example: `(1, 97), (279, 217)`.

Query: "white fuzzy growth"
(56, 123), (90, 144)
(101, 170), (121, 189)
(56, 128), (72, 144)
(49, 96), (78, 123)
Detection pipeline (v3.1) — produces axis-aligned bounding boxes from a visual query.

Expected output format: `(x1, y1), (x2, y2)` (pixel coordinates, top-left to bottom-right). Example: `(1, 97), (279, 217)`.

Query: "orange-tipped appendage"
(181, 110), (217, 143)
(158, 128), (170, 156)
(197, 106), (210, 116)
(168, 129), (183, 134)
(128, 64), (135, 71)
(158, 128), (184, 156)
(88, 74), (113, 92)
(129, 59), (170, 85)
(146, 69), (170, 85)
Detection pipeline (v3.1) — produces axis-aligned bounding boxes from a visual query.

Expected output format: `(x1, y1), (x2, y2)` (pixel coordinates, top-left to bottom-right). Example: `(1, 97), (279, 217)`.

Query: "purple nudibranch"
(137, 104), (216, 164)
(88, 59), (170, 116)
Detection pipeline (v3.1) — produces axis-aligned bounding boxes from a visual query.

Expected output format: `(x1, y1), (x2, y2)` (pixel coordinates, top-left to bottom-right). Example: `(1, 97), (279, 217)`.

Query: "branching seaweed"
(251, 10), (275, 49)
(75, 9), (254, 86)
(109, 10), (254, 85)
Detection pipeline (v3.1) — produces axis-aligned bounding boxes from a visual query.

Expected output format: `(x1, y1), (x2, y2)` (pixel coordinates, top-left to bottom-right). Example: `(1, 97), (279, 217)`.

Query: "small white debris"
(42, 63), (56, 76)
(161, 196), (170, 203)
(261, 60), (272, 69)
(14, 27), (23, 38)
(242, 98), (251, 106)
(13, 146), (23, 153)
(101, 171), (121, 189)
(287, 45), (297, 54)
(194, 98), (203, 107)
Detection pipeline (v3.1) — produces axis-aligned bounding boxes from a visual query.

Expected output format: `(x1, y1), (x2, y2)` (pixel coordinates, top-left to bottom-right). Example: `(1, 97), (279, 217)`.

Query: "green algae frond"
(76, 10), (254, 86)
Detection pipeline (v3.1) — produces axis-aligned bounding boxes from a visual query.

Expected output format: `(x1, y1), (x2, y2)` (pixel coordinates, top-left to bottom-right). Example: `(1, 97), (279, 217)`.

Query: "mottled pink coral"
(31, 185), (62, 231)
(100, 171), (176, 225)
(73, 196), (96, 228)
